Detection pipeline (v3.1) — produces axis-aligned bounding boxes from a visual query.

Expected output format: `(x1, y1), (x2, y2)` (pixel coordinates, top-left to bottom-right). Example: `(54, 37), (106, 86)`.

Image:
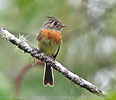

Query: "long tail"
(43, 64), (54, 87)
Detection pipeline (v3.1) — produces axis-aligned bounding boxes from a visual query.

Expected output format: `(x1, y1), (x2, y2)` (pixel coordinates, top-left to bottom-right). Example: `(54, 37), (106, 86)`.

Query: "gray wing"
(37, 30), (42, 41)
(53, 45), (60, 59)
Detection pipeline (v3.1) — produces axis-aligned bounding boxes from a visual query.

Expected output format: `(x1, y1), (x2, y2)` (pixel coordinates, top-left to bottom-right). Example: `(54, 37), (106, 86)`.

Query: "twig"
(0, 27), (106, 96)
(14, 60), (44, 96)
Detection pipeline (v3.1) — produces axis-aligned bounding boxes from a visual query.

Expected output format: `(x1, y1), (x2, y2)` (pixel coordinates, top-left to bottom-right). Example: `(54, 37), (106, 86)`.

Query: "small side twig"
(14, 60), (44, 96)
(0, 27), (106, 96)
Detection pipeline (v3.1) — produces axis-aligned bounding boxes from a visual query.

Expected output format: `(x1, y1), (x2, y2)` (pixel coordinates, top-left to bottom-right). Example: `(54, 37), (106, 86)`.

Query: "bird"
(37, 17), (66, 87)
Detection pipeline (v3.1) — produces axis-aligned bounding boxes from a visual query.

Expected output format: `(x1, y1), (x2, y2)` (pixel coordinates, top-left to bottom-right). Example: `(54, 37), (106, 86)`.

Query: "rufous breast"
(39, 29), (62, 45)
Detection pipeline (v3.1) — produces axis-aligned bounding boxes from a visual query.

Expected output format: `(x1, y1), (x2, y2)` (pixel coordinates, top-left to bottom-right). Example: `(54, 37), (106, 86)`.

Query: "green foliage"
(0, 73), (12, 100)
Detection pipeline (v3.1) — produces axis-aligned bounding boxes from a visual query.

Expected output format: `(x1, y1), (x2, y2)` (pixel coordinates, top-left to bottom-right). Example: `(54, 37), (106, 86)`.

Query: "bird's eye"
(53, 21), (57, 26)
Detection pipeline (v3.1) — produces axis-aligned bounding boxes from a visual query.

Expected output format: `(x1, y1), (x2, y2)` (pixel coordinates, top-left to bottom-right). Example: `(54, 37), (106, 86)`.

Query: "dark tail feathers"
(43, 64), (54, 87)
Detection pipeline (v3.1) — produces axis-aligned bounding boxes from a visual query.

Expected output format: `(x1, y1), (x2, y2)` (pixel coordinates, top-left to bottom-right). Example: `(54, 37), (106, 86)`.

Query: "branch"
(0, 27), (106, 96)
(14, 60), (44, 96)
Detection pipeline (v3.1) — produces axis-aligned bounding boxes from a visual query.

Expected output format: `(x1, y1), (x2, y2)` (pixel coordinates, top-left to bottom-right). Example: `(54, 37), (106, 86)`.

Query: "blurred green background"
(0, 0), (116, 100)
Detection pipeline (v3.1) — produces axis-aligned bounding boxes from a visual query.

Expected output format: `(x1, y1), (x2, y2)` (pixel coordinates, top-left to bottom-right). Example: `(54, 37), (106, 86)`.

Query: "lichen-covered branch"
(0, 27), (106, 96)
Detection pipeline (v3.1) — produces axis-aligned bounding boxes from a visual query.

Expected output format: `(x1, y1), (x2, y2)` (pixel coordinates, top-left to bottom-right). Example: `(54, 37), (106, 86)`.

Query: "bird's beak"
(61, 24), (66, 27)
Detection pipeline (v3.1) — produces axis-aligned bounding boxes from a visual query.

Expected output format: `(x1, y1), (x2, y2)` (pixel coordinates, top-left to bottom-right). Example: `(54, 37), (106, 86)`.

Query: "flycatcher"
(37, 17), (66, 87)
